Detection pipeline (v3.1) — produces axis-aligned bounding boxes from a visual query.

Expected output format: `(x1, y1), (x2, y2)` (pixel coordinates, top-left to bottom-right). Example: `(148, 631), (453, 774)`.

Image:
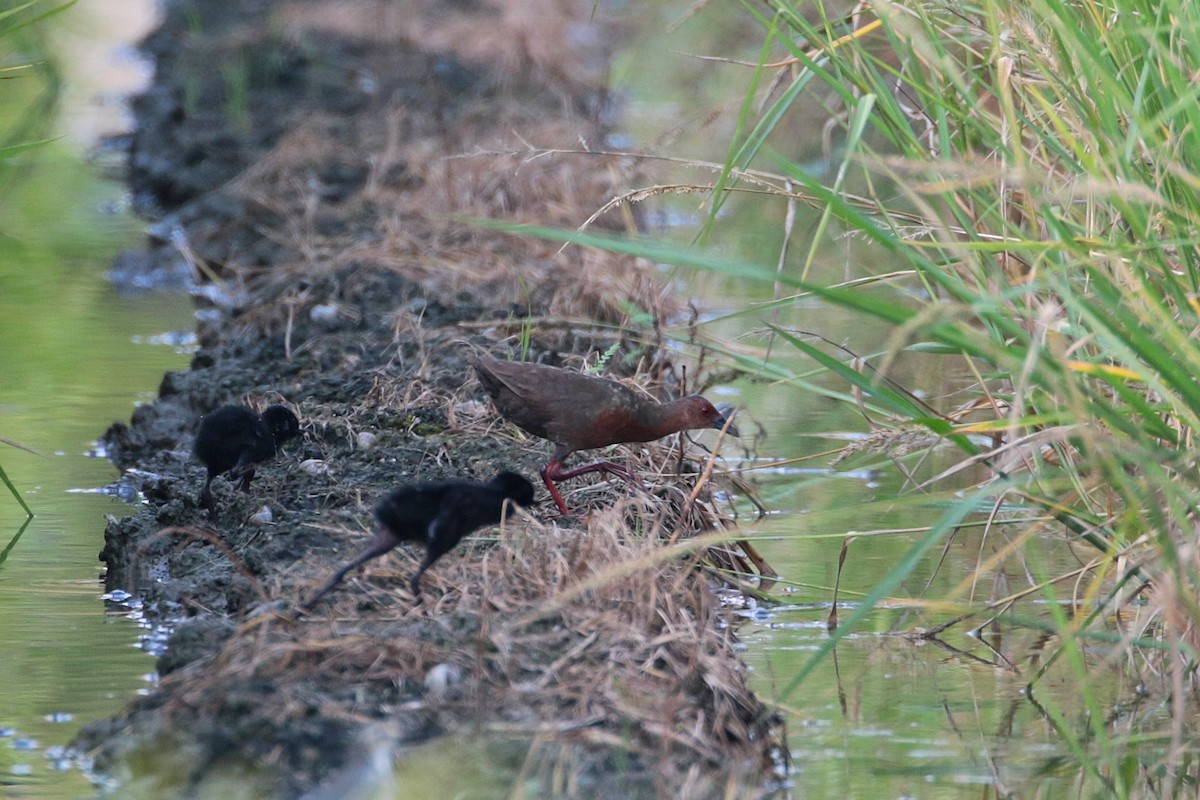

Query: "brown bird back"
(471, 355), (729, 454)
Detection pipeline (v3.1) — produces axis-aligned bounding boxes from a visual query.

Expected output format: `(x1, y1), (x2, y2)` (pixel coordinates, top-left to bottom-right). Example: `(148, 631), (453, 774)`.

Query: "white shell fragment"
(423, 663), (462, 700)
(300, 459), (331, 476)
(249, 506), (274, 525)
(309, 303), (340, 324)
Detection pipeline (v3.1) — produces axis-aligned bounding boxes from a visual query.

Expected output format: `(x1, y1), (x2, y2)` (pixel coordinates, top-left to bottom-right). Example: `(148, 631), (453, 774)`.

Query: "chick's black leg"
(225, 449), (257, 492)
(299, 527), (403, 611)
(198, 470), (222, 523)
(409, 513), (466, 596)
(199, 473), (216, 510)
(408, 555), (431, 597)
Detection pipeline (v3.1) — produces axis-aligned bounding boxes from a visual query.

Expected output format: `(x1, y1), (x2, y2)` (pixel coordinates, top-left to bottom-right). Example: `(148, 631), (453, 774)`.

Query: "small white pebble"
(309, 303), (340, 323)
(423, 663), (462, 699)
(300, 459), (330, 476)
(356, 431), (378, 450)
(248, 506), (273, 525)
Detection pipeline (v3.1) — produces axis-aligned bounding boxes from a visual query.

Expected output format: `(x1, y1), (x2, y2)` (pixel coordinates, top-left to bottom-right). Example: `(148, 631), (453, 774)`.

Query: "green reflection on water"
(0, 19), (193, 797)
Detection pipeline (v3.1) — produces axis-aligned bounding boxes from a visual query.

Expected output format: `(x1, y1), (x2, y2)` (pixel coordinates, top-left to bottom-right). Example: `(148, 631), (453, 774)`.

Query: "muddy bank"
(77, 1), (783, 797)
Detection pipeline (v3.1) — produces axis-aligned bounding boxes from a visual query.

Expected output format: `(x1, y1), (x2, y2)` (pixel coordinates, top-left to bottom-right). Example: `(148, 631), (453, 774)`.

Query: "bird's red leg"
(549, 459), (640, 486)
(544, 459), (645, 516)
(540, 461), (573, 516)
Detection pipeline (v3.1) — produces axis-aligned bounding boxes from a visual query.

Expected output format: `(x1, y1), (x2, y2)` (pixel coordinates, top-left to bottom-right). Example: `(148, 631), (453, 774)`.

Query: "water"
(0, 2), (192, 796)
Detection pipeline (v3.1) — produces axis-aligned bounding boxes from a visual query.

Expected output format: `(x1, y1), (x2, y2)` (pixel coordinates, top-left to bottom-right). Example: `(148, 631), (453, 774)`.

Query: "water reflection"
(740, 597), (1147, 798)
(0, 1), (190, 796)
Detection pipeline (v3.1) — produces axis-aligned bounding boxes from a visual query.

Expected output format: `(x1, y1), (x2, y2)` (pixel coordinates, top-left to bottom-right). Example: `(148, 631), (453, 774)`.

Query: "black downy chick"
(300, 471), (535, 610)
(194, 404), (301, 519)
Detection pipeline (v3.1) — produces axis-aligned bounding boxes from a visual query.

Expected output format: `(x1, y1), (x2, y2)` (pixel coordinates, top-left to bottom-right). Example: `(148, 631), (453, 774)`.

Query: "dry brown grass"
(227, 112), (663, 325)
(278, 0), (612, 91)
(190, 1), (675, 346)
(156, 503), (779, 797)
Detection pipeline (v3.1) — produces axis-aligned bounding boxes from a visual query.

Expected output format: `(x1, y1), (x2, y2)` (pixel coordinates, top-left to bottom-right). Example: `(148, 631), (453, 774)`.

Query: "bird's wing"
(539, 374), (645, 445)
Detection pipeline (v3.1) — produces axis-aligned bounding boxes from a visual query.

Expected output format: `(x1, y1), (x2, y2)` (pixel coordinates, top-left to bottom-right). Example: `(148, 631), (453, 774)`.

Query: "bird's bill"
(712, 406), (739, 437)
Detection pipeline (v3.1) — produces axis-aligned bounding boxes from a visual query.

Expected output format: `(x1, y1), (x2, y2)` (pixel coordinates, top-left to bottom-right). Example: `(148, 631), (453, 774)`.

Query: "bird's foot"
(600, 462), (642, 489)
